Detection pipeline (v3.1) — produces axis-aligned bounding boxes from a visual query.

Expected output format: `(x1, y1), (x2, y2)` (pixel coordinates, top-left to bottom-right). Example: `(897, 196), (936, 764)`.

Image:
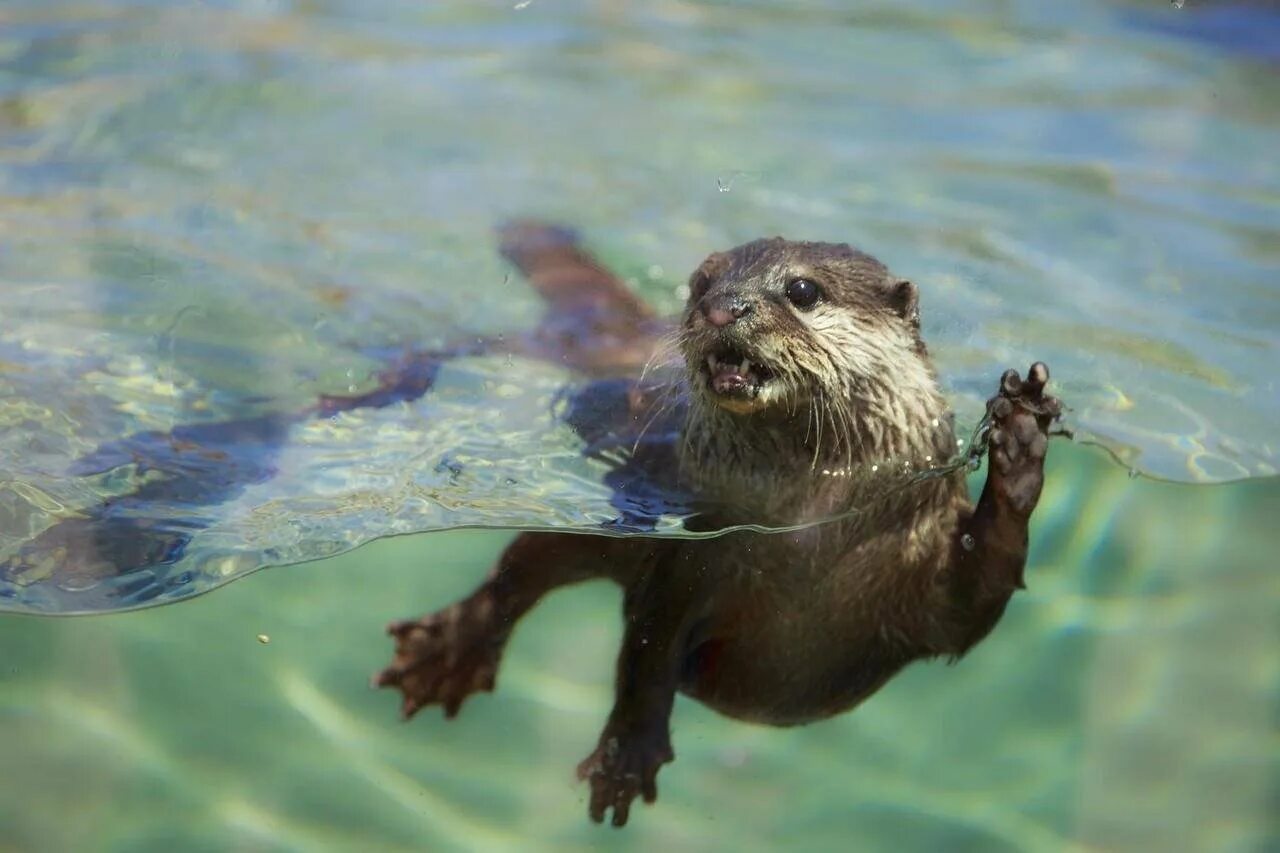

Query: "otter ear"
(688, 251), (728, 300)
(888, 279), (920, 330)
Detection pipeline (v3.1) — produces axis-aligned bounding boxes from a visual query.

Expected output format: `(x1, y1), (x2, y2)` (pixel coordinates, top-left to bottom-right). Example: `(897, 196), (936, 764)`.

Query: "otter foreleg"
(948, 362), (1060, 654)
(374, 532), (654, 719)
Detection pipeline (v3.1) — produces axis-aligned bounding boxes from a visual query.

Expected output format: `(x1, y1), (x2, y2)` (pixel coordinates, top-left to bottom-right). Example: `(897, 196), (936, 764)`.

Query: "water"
(3, 0), (1280, 611)
(2, 447), (1276, 849)
(0, 0), (1277, 848)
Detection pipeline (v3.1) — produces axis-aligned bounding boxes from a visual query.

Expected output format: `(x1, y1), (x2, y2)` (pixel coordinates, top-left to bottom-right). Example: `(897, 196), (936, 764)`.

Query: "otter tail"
(497, 220), (666, 375)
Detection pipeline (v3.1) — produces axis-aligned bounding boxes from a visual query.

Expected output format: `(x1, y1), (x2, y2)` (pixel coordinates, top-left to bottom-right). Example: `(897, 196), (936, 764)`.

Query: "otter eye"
(785, 278), (821, 309)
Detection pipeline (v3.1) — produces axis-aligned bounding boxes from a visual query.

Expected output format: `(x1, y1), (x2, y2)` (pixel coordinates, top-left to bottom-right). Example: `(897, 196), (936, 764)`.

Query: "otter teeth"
(740, 358), (752, 374)
(708, 354), (720, 371)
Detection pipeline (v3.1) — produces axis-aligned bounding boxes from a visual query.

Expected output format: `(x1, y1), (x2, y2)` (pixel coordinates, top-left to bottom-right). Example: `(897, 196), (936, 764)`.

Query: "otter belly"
(677, 608), (911, 727)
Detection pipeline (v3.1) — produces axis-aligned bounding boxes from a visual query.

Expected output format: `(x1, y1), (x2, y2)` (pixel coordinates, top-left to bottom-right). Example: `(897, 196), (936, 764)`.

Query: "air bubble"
(715, 171), (754, 193)
(961, 534), (975, 552)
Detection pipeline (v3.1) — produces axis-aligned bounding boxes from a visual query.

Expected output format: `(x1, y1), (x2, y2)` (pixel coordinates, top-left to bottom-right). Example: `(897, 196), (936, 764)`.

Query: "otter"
(374, 222), (1061, 827)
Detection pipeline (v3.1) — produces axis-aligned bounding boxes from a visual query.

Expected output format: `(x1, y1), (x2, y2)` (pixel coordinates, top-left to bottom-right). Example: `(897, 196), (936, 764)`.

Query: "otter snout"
(700, 293), (754, 328)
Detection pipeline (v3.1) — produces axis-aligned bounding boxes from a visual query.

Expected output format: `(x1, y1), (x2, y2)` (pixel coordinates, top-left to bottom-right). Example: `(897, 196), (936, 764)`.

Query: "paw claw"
(372, 665), (402, 688)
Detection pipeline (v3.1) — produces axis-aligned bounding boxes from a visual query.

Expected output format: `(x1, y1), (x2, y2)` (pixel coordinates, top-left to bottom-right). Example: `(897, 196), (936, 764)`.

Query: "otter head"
(681, 238), (925, 418)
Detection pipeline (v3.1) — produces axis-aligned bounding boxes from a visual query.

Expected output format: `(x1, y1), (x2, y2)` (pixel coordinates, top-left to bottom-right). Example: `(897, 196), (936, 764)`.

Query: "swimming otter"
(375, 223), (1061, 827)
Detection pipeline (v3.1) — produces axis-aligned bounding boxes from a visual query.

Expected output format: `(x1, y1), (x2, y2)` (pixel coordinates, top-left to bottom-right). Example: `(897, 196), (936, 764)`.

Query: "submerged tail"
(497, 220), (654, 321)
(498, 220), (666, 375)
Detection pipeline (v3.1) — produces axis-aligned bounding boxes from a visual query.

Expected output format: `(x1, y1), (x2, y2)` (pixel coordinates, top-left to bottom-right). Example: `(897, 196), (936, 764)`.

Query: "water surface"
(2, 0), (1279, 610)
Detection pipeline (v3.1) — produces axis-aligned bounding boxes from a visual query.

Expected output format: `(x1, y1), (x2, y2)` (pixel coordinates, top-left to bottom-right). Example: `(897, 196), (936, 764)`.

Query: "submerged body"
(376, 223), (1060, 826)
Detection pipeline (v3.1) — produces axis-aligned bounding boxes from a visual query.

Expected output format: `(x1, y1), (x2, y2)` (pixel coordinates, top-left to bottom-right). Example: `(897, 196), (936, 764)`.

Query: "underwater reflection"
(1, 223), (692, 612)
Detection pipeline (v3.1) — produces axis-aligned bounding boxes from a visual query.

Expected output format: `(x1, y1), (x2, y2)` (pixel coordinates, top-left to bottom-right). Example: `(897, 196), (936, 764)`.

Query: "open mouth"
(702, 348), (775, 399)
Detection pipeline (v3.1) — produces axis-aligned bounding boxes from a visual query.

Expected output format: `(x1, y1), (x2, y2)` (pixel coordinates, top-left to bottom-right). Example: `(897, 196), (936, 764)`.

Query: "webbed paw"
(373, 594), (506, 720)
(984, 362), (1061, 516)
(576, 728), (674, 827)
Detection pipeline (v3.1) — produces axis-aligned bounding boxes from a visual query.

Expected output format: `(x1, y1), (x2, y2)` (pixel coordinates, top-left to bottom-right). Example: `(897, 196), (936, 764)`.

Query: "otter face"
(680, 238), (922, 416)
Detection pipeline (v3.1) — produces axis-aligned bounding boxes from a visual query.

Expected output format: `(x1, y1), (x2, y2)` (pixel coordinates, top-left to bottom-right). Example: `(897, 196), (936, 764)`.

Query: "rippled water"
(2, 0), (1279, 612)
(0, 0), (1277, 848)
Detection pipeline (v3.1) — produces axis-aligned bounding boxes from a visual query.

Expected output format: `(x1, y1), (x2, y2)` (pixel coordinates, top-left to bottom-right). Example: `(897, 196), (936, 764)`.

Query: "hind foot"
(984, 362), (1061, 516)
(373, 591), (508, 719)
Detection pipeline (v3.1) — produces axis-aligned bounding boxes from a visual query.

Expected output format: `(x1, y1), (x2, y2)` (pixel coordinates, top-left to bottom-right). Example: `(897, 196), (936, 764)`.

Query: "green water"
(2, 445), (1277, 849)
(1, 0), (1278, 848)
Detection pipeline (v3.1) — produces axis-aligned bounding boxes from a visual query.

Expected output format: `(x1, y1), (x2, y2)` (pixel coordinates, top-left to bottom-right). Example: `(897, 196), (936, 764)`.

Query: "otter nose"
(702, 295), (753, 328)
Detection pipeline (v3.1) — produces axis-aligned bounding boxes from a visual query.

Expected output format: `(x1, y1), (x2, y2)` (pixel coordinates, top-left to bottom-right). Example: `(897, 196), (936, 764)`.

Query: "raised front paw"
(372, 594), (507, 720)
(576, 728), (674, 827)
(985, 362), (1061, 516)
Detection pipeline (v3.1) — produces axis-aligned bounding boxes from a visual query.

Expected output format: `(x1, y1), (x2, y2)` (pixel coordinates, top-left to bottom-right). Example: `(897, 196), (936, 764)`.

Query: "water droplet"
(1128, 468), (1139, 480)
(513, 0), (532, 8)
(961, 534), (975, 552)
(647, 264), (665, 279)
(1171, 0), (1184, 8)
(256, 633), (271, 645)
